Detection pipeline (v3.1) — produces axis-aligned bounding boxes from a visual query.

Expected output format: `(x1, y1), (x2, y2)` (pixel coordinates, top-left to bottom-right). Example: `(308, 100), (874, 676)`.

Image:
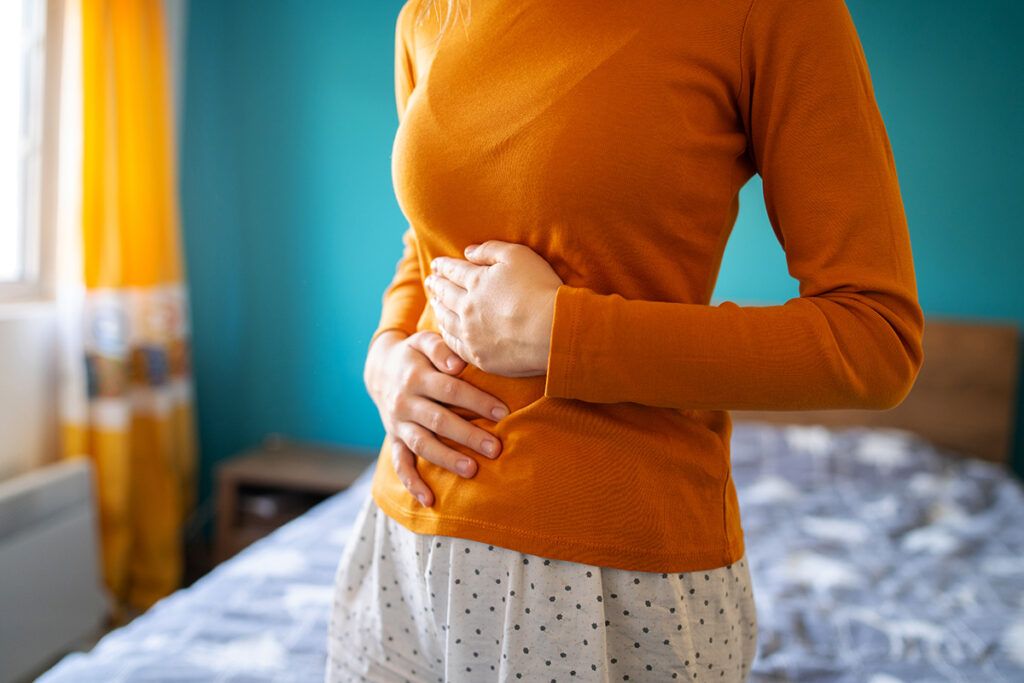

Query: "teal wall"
(181, 0), (1024, 514)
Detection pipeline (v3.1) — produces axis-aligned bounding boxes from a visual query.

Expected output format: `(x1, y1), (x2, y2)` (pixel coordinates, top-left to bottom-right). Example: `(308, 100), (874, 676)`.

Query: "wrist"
(365, 329), (409, 394)
(370, 328), (409, 354)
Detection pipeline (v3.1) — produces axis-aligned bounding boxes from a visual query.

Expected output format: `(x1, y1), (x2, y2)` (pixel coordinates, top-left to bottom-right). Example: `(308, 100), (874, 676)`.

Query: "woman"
(327, 0), (924, 680)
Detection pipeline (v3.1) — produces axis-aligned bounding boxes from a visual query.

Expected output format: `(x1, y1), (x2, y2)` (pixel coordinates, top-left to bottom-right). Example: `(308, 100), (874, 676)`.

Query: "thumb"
(463, 240), (505, 264)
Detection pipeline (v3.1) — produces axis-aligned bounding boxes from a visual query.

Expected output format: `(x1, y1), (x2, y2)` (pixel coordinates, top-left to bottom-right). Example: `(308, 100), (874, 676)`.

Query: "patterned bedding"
(39, 421), (1024, 682)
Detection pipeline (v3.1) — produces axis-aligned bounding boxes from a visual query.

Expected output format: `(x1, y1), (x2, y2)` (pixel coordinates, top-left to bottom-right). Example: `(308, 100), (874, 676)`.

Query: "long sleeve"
(369, 1), (426, 350)
(542, 0), (925, 411)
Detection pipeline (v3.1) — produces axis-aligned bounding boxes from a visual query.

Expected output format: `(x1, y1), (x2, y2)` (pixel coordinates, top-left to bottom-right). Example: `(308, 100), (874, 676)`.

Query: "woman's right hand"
(364, 329), (510, 508)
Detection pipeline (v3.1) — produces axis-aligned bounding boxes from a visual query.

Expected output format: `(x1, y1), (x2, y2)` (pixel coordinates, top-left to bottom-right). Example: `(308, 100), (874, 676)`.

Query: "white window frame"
(0, 0), (64, 307)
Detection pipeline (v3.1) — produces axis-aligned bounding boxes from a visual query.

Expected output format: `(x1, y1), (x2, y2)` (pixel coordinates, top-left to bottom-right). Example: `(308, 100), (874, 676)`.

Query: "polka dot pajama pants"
(326, 492), (758, 682)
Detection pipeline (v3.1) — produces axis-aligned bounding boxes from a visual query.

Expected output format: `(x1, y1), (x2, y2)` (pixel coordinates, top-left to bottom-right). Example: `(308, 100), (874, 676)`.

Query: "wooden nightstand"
(214, 436), (376, 563)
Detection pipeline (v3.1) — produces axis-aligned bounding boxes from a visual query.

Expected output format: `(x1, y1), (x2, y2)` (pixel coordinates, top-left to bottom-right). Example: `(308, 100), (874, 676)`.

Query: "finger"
(424, 272), (467, 314)
(430, 256), (481, 289)
(429, 294), (461, 339)
(463, 239), (511, 265)
(406, 331), (466, 374)
(421, 368), (510, 422)
(437, 325), (475, 372)
(396, 420), (479, 479)
(390, 436), (434, 506)
(406, 394), (502, 459)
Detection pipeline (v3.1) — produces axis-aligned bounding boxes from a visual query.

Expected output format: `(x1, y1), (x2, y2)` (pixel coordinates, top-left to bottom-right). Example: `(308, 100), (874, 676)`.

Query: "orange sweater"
(368, 0), (924, 572)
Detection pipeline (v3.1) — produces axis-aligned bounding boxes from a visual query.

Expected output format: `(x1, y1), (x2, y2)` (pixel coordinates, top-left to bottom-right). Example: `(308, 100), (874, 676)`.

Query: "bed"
(39, 317), (1024, 682)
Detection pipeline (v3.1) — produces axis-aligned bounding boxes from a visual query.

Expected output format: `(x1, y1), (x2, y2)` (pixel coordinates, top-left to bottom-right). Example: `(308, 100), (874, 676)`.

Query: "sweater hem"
(370, 476), (747, 574)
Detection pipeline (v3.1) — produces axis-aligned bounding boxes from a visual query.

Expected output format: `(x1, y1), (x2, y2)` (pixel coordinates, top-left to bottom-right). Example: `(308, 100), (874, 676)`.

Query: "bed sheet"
(38, 461), (376, 683)
(730, 422), (1024, 682)
(39, 422), (1024, 682)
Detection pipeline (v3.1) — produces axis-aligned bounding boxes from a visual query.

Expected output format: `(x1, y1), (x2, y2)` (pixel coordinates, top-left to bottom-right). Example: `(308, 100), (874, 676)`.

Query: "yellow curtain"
(59, 0), (196, 620)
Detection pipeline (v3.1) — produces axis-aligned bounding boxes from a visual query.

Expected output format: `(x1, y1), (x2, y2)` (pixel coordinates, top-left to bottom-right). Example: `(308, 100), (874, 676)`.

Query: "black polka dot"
(327, 499), (757, 682)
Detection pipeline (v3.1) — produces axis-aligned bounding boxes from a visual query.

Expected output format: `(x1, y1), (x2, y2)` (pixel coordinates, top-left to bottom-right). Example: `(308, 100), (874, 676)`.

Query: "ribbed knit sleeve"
(369, 1), (426, 350)
(542, 0), (925, 411)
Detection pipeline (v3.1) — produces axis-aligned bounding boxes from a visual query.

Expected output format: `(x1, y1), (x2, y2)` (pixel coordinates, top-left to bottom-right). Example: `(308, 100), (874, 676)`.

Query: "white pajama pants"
(326, 492), (758, 682)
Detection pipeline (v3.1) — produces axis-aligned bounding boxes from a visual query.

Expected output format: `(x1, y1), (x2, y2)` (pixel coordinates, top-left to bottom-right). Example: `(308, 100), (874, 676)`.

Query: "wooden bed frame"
(731, 316), (1021, 465)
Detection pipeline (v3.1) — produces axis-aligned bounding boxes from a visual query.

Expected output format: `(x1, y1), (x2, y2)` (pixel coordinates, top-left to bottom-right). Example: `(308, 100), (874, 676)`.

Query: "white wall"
(0, 307), (59, 480)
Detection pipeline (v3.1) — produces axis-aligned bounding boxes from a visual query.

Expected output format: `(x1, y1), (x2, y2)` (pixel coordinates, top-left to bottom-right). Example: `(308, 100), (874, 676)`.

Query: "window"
(0, 0), (50, 296)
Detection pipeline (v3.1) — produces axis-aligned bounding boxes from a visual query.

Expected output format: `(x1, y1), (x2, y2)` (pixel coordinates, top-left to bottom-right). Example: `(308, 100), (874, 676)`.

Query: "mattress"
(38, 422), (1024, 682)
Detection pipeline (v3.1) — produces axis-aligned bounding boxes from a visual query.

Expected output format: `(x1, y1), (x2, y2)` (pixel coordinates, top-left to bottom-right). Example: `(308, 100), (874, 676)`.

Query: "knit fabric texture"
(368, 0), (925, 572)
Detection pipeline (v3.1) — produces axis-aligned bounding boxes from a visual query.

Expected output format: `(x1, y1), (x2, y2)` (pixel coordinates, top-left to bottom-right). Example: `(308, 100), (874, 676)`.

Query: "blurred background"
(0, 1), (1021, 681)
(182, 0), (1024, 493)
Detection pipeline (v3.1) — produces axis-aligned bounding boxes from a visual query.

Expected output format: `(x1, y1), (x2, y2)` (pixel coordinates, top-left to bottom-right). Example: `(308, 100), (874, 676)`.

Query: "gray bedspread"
(39, 421), (1024, 682)
(730, 422), (1024, 682)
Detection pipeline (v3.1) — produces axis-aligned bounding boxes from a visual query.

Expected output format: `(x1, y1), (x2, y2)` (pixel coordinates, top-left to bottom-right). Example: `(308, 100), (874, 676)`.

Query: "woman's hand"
(364, 329), (510, 507)
(425, 241), (563, 377)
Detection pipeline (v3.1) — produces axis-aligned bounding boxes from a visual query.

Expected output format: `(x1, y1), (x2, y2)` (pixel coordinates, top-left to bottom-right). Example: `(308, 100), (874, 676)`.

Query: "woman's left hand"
(426, 240), (563, 378)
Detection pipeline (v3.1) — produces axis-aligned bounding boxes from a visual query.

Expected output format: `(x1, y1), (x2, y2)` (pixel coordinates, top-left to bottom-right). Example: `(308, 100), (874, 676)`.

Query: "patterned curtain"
(57, 0), (197, 620)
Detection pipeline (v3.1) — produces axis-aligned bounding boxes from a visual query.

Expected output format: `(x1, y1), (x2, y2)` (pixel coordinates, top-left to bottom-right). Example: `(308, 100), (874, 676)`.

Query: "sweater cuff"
(543, 284), (584, 399)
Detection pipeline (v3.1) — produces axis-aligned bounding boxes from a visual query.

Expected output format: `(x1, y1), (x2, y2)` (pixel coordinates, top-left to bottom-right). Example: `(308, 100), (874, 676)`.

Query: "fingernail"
(482, 439), (496, 456)
(417, 493), (429, 507)
(457, 458), (474, 475)
(447, 357), (458, 371)
(491, 406), (509, 420)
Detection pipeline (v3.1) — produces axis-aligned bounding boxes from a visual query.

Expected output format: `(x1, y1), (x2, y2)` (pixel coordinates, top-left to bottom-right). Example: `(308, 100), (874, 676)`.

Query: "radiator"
(0, 458), (109, 683)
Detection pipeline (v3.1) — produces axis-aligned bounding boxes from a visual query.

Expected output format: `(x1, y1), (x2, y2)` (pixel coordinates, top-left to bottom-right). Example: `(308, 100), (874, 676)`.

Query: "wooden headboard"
(731, 316), (1021, 465)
